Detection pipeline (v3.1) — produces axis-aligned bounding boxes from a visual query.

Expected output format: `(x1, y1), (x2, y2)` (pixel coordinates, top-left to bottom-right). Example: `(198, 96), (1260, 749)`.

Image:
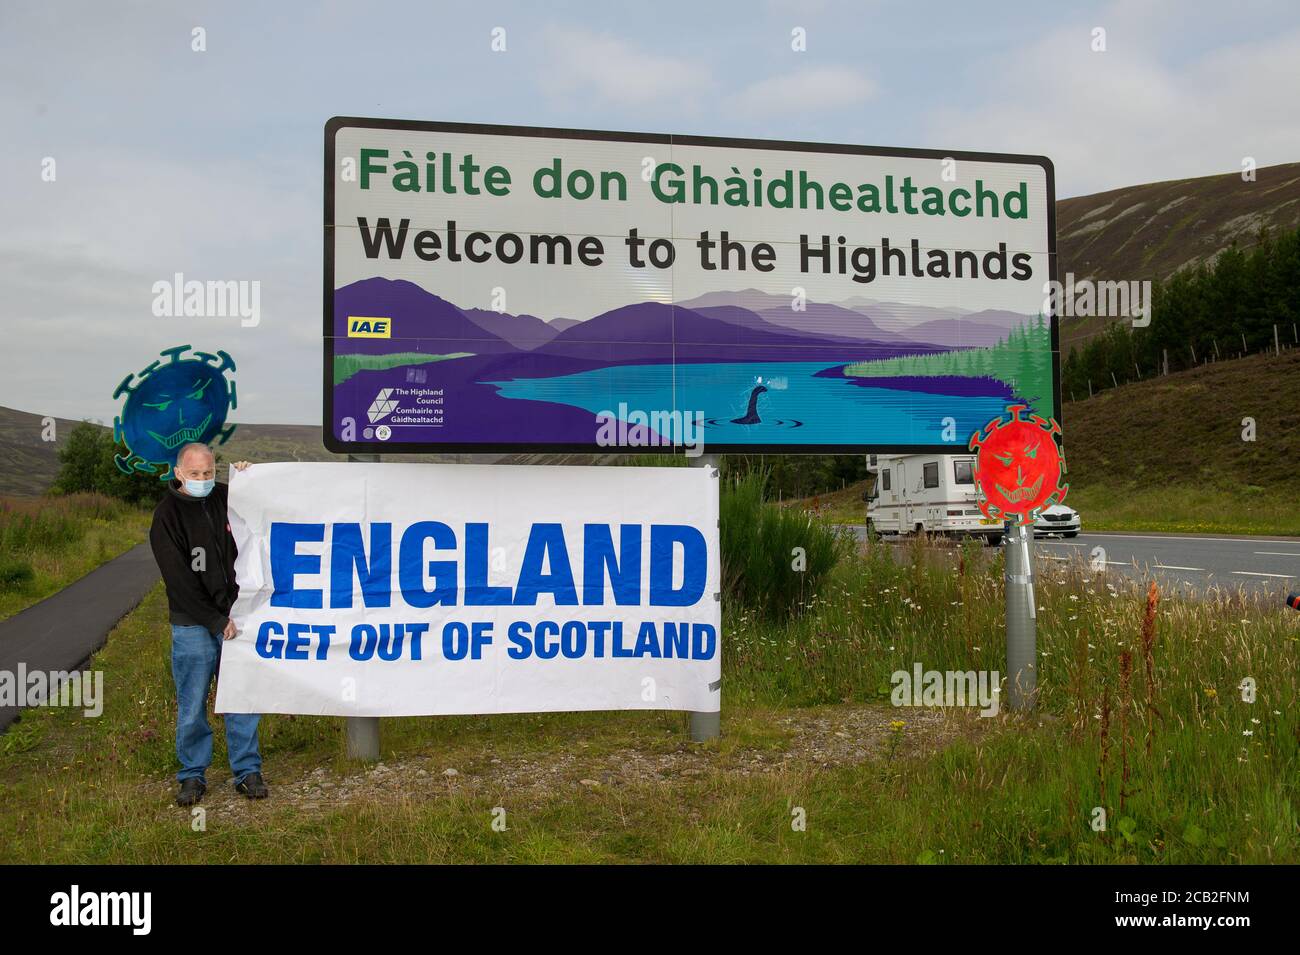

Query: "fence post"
(689, 452), (721, 742)
(344, 452), (381, 762)
(1276, 324), (1281, 356)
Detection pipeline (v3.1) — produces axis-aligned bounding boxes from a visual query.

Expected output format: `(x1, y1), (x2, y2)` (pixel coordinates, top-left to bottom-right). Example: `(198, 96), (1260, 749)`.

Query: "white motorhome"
(864, 453), (1004, 545)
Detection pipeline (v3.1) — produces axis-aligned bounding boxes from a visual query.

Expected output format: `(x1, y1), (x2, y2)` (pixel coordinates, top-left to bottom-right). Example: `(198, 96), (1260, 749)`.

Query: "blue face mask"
(183, 478), (215, 498)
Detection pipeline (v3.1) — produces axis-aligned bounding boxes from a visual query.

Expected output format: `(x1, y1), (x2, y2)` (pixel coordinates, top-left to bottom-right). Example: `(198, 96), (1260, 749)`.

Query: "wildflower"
(1242, 729), (1253, 737)
(1204, 688), (1217, 698)
(1250, 718), (1260, 725)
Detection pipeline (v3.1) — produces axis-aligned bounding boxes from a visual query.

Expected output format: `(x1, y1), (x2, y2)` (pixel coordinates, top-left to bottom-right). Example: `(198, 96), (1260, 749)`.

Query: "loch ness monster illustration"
(731, 384), (768, 425)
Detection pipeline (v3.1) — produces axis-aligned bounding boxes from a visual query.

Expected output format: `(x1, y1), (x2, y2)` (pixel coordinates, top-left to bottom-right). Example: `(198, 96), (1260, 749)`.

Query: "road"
(845, 528), (1300, 602)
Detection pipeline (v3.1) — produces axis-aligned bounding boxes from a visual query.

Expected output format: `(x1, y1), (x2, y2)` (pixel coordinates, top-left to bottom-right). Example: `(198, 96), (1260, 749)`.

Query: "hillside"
(0, 407), (626, 497)
(0, 408), (354, 497)
(1057, 162), (1300, 350)
(0, 407), (104, 497)
(1061, 348), (1300, 492)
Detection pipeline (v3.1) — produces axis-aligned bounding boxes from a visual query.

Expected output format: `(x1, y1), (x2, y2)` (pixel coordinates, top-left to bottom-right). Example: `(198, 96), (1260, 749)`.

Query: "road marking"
(1155, 564), (1207, 572)
(1084, 533), (1300, 545)
(1255, 551), (1300, 557)
(1231, 571), (1295, 579)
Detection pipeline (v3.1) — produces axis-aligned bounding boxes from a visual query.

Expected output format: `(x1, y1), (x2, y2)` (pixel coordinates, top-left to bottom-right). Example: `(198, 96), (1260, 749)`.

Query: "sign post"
(690, 454), (721, 742)
(1004, 521), (1037, 710)
(345, 451), (381, 761)
(970, 405), (1065, 713)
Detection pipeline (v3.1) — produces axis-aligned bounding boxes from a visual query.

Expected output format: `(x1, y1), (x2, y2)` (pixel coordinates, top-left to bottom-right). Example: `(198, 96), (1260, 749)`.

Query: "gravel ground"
(153, 704), (986, 823)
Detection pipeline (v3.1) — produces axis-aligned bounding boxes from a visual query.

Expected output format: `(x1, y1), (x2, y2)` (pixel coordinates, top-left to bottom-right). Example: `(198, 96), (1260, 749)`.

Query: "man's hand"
(222, 619), (238, 640)
(233, 461), (252, 471)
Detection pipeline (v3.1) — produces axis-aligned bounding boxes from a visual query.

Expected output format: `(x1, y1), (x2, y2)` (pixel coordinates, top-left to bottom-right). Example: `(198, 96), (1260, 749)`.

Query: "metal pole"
(689, 452), (721, 742)
(345, 452), (381, 761)
(1004, 521), (1037, 711)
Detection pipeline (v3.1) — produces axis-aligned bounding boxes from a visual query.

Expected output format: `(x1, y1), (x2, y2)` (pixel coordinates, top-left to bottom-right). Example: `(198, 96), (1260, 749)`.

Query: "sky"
(4, 0), (1299, 424)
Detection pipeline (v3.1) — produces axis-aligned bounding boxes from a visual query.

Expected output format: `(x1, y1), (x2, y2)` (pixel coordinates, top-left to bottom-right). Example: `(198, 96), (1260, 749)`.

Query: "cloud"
(0, 145), (320, 424)
(924, 4), (1300, 196)
(539, 26), (714, 110)
(731, 66), (876, 116)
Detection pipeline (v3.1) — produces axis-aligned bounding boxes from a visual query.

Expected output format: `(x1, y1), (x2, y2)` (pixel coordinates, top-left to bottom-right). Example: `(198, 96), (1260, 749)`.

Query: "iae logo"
(348, 316), (392, 338)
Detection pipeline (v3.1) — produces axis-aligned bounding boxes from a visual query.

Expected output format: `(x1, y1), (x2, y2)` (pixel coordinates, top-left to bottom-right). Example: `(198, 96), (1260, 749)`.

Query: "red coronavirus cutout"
(969, 404), (1068, 526)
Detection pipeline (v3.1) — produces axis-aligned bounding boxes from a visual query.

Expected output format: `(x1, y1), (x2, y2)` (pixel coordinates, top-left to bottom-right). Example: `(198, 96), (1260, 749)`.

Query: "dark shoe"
(235, 771), (268, 799)
(176, 778), (206, 807)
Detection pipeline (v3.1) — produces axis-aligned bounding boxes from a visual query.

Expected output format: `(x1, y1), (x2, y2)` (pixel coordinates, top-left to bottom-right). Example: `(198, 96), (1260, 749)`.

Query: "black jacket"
(149, 480), (239, 634)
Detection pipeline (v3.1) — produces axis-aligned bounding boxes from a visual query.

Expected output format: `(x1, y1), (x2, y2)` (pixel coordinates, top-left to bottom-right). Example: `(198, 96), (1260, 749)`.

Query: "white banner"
(214, 462), (721, 717)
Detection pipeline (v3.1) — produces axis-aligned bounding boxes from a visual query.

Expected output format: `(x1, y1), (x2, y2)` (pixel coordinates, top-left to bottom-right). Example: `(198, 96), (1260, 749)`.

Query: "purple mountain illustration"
(678, 289), (1031, 349)
(329, 280), (1035, 446)
(757, 303), (913, 344)
(334, 279), (1033, 359)
(536, 301), (937, 363)
(333, 278), (516, 355)
(462, 307), (560, 348)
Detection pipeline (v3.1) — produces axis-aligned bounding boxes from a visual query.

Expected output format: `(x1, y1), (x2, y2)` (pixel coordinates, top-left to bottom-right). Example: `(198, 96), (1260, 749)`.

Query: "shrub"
(51, 422), (166, 505)
(720, 469), (852, 617)
(0, 557), (35, 590)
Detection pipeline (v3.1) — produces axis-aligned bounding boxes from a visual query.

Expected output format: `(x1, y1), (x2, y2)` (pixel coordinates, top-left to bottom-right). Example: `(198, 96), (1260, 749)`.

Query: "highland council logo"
(367, 388), (397, 423)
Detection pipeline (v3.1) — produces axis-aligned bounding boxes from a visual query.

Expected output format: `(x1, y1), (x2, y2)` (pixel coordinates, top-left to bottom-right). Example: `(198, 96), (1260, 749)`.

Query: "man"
(149, 443), (267, 806)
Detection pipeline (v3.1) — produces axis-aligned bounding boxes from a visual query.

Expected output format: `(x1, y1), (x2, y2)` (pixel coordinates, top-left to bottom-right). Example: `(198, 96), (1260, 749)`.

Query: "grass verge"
(0, 494), (152, 621)
(0, 533), (1293, 863)
(1066, 482), (1300, 537)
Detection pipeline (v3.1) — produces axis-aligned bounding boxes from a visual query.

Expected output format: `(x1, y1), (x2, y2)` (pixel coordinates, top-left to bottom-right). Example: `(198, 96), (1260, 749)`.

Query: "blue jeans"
(170, 624), (261, 785)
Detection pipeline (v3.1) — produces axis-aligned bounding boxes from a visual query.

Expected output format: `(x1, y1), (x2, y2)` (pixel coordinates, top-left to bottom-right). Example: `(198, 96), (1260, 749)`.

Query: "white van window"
(954, 460), (974, 485)
(923, 462), (939, 488)
(881, 469), (891, 491)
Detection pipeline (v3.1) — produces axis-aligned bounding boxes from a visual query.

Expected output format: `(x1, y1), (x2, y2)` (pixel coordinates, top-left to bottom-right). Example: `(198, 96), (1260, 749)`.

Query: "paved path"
(0, 543), (160, 731)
